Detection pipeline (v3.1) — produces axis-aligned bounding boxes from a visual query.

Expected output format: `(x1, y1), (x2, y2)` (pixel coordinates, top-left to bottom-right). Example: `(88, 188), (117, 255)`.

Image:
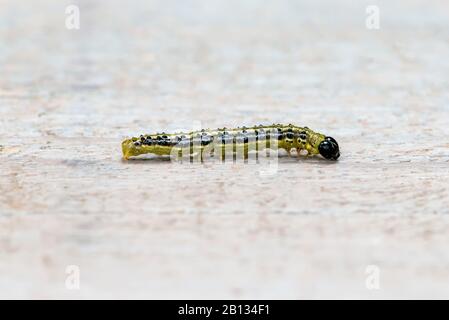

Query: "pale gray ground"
(1, 0), (449, 299)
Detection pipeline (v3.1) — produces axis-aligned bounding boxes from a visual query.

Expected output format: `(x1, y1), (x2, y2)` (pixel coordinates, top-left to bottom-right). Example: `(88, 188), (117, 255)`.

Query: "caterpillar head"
(318, 136), (340, 160)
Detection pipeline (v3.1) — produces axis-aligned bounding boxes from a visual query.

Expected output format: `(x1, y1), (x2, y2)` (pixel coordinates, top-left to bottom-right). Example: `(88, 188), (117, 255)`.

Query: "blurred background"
(1, 0), (449, 299)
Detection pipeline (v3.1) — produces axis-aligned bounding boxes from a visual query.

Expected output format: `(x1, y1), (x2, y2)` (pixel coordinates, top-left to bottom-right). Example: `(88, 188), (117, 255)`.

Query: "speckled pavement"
(1, 0), (449, 298)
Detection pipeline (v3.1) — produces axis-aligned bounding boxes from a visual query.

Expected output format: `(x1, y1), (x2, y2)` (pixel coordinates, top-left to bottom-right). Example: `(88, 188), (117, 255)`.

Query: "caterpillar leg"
(306, 144), (318, 156)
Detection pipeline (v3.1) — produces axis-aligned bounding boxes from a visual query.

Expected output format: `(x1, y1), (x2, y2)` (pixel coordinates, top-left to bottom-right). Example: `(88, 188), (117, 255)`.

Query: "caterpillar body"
(121, 124), (340, 161)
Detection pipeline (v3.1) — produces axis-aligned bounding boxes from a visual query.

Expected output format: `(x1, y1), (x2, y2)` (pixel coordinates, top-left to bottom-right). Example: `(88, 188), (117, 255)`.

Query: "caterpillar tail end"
(122, 139), (138, 160)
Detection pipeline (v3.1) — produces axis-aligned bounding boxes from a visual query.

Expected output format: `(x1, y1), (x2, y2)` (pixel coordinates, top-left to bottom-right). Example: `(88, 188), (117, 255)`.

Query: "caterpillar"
(121, 124), (340, 161)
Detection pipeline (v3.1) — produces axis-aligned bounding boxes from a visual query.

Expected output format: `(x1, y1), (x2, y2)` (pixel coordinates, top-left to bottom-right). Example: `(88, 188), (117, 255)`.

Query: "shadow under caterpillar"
(122, 124), (340, 161)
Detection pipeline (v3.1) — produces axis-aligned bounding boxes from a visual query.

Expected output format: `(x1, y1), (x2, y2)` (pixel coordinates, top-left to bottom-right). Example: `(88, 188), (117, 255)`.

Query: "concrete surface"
(1, 0), (449, 299)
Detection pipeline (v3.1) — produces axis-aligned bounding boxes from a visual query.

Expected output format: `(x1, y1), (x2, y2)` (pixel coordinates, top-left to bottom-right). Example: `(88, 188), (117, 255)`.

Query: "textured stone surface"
(1, 0), (449, 298)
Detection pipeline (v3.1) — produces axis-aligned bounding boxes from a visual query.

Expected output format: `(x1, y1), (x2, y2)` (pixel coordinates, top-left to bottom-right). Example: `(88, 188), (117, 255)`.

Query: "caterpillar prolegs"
(121, 124), (340, 161)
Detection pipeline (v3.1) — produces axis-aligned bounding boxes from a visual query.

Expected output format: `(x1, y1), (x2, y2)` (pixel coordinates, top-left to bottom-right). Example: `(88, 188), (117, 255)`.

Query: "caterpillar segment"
(121, 124), (340, 161)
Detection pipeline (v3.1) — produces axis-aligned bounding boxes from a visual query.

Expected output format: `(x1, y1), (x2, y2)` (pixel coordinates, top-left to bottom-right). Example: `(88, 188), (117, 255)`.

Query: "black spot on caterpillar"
(122, 124), (340, 161)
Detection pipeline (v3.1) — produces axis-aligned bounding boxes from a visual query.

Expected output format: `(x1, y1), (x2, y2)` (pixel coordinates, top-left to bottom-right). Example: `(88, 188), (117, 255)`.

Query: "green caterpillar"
(121, 124), (340, 161)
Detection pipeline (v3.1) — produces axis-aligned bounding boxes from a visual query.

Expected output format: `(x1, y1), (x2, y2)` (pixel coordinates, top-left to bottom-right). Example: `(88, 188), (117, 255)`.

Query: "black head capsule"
(318, 136), (340, 160)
